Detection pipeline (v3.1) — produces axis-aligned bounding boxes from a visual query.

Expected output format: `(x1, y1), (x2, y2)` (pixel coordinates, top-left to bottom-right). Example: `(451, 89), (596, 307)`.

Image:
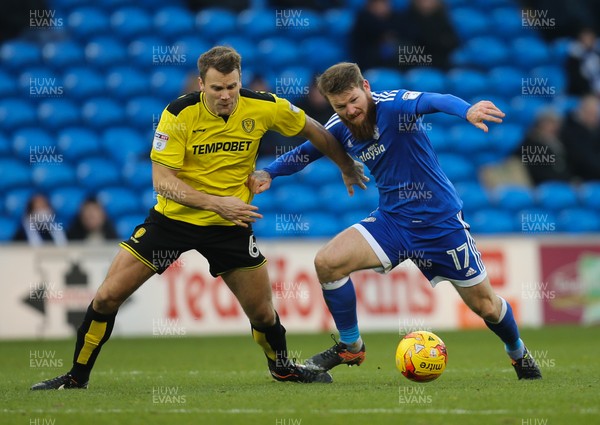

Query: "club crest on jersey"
(401, 91), (422, 100)
(153, 131), (169, 151)
(242, 118), (255, 133)
(131, 227), (146, 243)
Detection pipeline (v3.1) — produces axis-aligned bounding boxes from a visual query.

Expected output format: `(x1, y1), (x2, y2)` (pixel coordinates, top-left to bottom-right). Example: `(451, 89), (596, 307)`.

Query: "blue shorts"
(352, 209), (487, 287)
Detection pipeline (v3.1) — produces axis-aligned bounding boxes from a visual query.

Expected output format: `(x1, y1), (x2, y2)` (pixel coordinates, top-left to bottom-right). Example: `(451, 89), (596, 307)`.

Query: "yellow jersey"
(150, 89), (306, 226)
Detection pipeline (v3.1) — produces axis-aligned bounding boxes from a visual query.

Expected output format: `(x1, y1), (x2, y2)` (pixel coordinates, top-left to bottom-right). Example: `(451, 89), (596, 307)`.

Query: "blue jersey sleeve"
(396, 91), (471, 120)
(263, 141), (324, 179)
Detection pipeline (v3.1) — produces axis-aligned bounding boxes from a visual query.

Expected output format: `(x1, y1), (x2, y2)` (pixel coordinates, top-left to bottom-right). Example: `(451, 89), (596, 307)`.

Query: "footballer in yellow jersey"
(31, 46), (367, 391)
(150, 88), (306, 226)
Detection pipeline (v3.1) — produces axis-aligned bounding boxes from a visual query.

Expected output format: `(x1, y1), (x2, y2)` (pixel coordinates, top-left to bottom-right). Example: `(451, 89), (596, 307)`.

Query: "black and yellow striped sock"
(69, 302), (116, 383)
(251, 312), (288, 368)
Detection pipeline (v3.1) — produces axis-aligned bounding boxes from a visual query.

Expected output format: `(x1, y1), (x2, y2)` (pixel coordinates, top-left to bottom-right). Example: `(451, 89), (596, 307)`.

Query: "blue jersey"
(265, 90), (472, 228)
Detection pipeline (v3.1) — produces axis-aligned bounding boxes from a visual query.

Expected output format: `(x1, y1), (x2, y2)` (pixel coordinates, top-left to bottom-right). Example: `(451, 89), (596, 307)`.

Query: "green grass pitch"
(1, 325), (598, 425)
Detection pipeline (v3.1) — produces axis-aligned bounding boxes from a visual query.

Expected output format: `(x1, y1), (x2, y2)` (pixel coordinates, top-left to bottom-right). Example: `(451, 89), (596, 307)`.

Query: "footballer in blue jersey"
(249, 62), (542, 380)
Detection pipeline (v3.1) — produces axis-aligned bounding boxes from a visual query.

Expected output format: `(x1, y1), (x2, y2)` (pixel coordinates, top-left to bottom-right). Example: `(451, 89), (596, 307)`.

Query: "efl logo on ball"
(396, 330), (447, 382)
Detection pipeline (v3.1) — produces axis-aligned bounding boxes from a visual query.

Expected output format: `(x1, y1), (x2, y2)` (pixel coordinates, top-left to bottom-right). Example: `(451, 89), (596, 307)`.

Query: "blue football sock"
(321, 277), (360, 346)
(484, 297), (525, 360)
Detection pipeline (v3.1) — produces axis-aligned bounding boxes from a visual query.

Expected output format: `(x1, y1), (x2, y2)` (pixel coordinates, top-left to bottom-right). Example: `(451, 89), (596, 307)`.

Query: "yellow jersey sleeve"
(150, 108), (187, 170)
(269, 95), (306, 137)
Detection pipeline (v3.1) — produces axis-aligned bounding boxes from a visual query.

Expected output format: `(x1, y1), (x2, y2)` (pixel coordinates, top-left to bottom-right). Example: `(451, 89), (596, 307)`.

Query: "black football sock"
(251, 311), (289, 369)
(69, 302), (117, 383)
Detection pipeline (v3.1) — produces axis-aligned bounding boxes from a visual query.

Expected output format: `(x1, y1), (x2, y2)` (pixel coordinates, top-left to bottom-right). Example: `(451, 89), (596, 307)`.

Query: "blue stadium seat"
(488, 66), (523, 99)
(459, 36), (509, 69)
(551, 37), (571, 64)
(298, 160), (340, 186)
(530, 65), (566, 96)
(516, 208), (558, 234)
(49, 186), (88, 223)
(252, 189), (277, 214)
(237, 9), (277, 40)
(150, 67), (188, 100)
(57, 127), (101, 162)
(0, 70), (15, 97)
(85, 36), (128, 69)
(557, 208), (600, 233)
(0, 98), (37, 131)
(154, 7), (195, 39)
(172, 36), (211, 70)
(252, 212), (280, 238)
(427, 124), (452, 152)
(303, 212), (343, 237)
(511, 37), (551, 69)
(0, 159), (32, 191)
(469, 209), (516, 234)
(0, 40), (42, 71)
(536, 181), (578, 211)
(125, 96), (166, 130)
(273, 184), (319, 214)
(106, 67), (151, 99)
(318, 183), (354, 214)
(362, 68), (404, 91)
(32, 162), (77, 191)
(18, 66), (59, 94)
(76, 157), (122, 191)
(488, 123), (524, 156)
(97, 187), (142, 219)
(67, 7), (110, 40)
(510, 96), (550, 128)
(97, 0), (136, 11)
(284, 9), (325, 40)
(453, 181), (490, 214)
(216, 36), (258, 68)
(128, 36), (167, 69)
(122, 160), (153, 189)
(491, 7), (527, 41)
(0, 132), (10, 155)
(578, 181), (600, 211)
(0, 216), (18, 242)
(142, 187), (156, 211)
(62, 67), (106, 99)
(447, 69), (489, 100)
(449, 8), (489, 41)
(3, 188), (35, 218)
(101, 127), (150, 164)
(12, 128), (55, 162)
(323, 9), (355, 38)
(110, 7), (153, 41)
(300, 37), (345, 73)
(38, 99), (80, 130)
(405, 68), (447, 93)
(492, 185), (535, 211)
(257, 37), (300, 71)
(115, 214), (146, 239)
(82, 97), (126, 128)
(42, 40), (85, 70)
(196, 9), (237, 42)
(449, 123), (490, 153)
(436, 153), (477, 183)
(51, 0), (89, 9)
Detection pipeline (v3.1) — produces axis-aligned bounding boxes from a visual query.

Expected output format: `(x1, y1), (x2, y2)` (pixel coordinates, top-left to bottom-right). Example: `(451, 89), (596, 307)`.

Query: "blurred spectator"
(0, 0), (47, 42)
(350, 0), (407, 69)
(67, 198), (118, 242)
(565, 27), (600, 96)
(560, 94), (600, 181)
(13, 194), (67, 246)
(269, 0), (344, 12)
(519, 0), (598, 41)
(185, 0), (250, 13)
(295, 82), (334, 125)
(513, 110), (572, 185)
(398, 0), (459, 70)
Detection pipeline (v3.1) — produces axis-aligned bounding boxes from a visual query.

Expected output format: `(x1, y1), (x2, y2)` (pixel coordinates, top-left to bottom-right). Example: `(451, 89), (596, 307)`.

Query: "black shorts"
(119, 209), (266, 277)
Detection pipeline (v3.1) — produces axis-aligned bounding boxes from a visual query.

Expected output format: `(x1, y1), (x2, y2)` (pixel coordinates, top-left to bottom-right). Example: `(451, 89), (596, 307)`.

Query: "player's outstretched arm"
(466, 100), (505, 132)
(152, 162), (262, 227)
(299, 115), (369, 196)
